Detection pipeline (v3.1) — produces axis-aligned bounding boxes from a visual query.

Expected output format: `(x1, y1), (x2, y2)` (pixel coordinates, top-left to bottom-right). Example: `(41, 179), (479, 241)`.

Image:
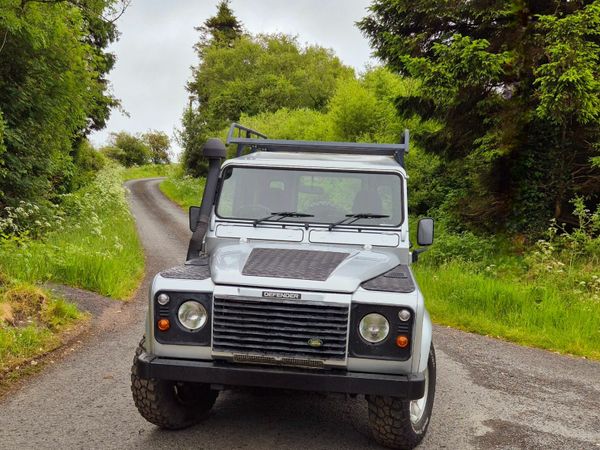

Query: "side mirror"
(189, 206), (201, 232)
(417, 217), (434, 246)
(412, 218), (434, 263)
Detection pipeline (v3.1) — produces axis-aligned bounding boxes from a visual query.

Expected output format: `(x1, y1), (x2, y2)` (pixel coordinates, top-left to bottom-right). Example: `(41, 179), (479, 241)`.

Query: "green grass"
(414, 261), (600, 359)
(0, 215), (143, 299)
(160, 175), (205, 210)
(0, 164), (143, 380)
(121, 163), (175, 181)
(0, 165), (144, 299)
(0, 283), (84, 375)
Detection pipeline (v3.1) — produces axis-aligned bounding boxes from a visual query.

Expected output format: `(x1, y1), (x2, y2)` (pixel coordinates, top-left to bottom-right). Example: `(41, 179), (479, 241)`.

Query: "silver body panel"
(146, 152), (432, 377)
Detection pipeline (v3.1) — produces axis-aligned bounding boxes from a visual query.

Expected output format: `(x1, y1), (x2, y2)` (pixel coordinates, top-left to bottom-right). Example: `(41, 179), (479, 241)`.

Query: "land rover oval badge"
(308, 338), (323, 348)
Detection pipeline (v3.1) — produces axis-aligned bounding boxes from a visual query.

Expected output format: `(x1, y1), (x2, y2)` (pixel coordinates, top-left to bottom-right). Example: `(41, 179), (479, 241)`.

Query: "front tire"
(367, 344), (436, 449)
(131, 338), (218, 430)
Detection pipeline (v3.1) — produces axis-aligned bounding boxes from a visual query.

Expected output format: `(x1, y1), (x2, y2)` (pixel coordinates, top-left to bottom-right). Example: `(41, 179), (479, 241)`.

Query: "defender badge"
(307, 338), (323, 348)
(262, 291), (301, 300)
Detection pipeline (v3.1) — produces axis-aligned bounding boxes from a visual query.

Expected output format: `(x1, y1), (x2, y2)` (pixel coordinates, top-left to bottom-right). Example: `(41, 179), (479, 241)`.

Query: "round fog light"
(177, 301), (207, 331)
(157, 293), (170, 305)
(398, 309), (411, 322)
(359, 313), (390, 343)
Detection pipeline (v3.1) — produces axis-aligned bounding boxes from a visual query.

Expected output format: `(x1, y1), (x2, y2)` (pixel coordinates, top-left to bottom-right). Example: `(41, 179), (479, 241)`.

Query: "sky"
(89, 0), (376, 154)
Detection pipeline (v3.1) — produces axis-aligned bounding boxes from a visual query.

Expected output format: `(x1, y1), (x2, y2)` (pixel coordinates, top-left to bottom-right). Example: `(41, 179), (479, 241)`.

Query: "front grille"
(232, 354), (325, 369)
(213, 297), (349, 361)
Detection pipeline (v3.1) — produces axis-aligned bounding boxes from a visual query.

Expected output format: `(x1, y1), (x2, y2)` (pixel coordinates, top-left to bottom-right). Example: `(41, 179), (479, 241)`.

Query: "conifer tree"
(359, 1), (600, 231)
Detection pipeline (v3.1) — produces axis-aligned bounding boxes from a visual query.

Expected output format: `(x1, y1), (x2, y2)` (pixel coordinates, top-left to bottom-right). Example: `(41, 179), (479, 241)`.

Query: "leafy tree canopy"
(180, 0), (353, 176)
(182, 34), (353, 175)
(0, 0), (124, 208)
(359, 0), (600, 231)
(102, 132), (150, 167)
(143, 130), (171, 164)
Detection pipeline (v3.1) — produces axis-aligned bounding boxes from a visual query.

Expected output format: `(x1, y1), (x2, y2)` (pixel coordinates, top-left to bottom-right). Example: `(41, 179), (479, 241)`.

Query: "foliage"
(535, 4), (600, 126)
(415, 261), (600, 359)
(71, 139), (109, 190)
(0, 164), (144, 298)
(180, 1), (353, 175)
(194, 0), (243, 51)
(121, 164), (175, 181)
(411, 195), (600, 359)
(358, 0), (600, 233)
(0, 0), (122, 208)
(188, 33), (353, 132)
(0, 280), (82, 375)
(526, 197), (600, 274)
(220, 67), (441, 214)
(102, 129), (174, 168)
(420, 228), (498, 267)
(101, 132), (150, 167)
(142, 130), (171, 164)
(159, 167), (206, 211)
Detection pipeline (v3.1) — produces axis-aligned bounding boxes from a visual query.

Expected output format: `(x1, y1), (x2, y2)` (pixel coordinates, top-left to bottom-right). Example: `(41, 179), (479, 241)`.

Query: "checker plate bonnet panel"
(242, 248), (349, 281)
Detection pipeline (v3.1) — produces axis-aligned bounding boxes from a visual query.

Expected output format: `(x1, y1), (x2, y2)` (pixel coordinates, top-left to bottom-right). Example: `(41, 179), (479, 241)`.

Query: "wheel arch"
(417, 309), (432, 373)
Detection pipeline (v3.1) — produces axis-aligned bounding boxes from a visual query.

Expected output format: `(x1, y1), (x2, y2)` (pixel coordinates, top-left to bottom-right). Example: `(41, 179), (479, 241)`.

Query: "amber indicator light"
(157, 319), (170, 331)
(396, 335), (409, 348)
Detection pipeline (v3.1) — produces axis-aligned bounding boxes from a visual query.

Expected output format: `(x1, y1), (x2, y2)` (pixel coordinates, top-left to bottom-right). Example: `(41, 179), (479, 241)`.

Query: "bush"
(71, 140), (108, 190)
(0, 163), (144, 298)
(101, 132), (150, 167)
(419, 226), (498, 266)
(160, 168), (206, 210)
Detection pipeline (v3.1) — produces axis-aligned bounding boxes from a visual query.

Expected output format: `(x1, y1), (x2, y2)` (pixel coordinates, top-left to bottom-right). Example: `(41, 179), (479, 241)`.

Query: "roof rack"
(225, 123), (409, 167)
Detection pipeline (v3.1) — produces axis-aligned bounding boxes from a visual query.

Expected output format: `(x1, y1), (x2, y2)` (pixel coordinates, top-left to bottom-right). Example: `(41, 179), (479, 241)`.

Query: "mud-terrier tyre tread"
(367, 344), (436, 450)
(131, 337), (218, 430)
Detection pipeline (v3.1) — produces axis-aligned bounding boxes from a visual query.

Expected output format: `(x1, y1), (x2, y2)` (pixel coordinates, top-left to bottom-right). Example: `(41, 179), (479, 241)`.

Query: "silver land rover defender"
(131, 123), (436, 449)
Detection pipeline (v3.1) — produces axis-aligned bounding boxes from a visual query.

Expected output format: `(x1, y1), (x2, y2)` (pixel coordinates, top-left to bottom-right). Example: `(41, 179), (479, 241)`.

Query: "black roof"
(225, 123), (409, 167)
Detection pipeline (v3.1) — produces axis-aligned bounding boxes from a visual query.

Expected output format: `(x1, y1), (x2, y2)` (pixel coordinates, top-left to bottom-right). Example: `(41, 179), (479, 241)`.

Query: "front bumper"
(135, 351), (425, 399)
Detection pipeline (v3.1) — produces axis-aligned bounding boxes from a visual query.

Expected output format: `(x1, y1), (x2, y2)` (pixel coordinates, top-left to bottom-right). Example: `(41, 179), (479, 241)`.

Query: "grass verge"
(0, 165), (144, 299)
(0, 164), (144, 382)
(414, 261), (600, 359)
(160, 174), (206, 210)
(0, 281), (85, 378)
(121, 163), (174, 181)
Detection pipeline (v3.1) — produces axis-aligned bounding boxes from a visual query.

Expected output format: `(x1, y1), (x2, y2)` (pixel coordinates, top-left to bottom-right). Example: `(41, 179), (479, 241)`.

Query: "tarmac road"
(1, 178), (599, 450)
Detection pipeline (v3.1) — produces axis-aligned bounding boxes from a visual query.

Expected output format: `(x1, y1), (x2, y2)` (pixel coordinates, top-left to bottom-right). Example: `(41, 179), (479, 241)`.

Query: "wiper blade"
(253, 211), (314, 227)
(328, 213), (390, 231)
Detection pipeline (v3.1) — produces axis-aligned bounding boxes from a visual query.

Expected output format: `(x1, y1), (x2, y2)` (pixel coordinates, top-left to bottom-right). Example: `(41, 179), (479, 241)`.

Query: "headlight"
(177, 301), (207, 331)
(359, 313), (390, 343)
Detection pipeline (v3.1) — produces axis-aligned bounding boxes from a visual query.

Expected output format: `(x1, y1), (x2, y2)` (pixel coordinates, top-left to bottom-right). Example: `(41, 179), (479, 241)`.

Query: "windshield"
(217, 166), (403, 227)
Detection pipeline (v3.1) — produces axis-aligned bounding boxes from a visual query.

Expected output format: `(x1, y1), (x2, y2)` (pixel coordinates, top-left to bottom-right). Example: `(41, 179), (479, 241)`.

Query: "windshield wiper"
(253, 211), (314, 227)
(328, 213), (390, 231)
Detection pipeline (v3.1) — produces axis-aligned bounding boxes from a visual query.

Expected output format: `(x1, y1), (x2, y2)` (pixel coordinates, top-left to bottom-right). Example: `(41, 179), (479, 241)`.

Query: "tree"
(359, 0), (600, 232)
(0, 0), (123, 208)
(102, 132), (150, 167)
(143, 130), (171, 164)
(181, 29), (353, 175)
(195, 0), (244, 51)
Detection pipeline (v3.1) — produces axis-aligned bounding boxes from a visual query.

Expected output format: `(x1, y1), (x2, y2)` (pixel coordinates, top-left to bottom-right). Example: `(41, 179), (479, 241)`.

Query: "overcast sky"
(89, 0), (376, 154)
